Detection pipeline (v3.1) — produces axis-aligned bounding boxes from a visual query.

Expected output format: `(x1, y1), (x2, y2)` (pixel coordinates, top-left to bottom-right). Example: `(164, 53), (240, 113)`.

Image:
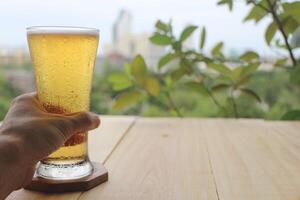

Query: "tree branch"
(265, 0), (297, 66)
(203, 83), (229, 116)
(165, 91), (183, 117)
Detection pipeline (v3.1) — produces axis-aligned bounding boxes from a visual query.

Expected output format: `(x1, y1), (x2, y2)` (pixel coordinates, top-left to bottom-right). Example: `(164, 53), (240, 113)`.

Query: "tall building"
(112, 10), (133, 57)
(104, 10), (166, 69)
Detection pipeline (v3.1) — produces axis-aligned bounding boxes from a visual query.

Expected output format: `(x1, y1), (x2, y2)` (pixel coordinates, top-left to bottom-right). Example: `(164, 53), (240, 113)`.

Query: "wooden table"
(7, 116), (300, 200)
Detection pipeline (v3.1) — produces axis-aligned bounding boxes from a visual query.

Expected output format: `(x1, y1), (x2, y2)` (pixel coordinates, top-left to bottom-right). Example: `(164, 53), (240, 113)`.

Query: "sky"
(0, 0), (273, 56)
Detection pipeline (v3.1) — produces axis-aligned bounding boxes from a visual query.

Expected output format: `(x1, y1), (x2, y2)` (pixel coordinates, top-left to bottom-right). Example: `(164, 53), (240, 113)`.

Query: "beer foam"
(27, 26), (99, 36)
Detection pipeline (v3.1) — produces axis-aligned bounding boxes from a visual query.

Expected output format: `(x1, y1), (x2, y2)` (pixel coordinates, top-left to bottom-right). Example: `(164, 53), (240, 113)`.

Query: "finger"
(12, 92), (38, 105)
(21, 166), (36, 188)
(63, 112), (100, 138)
(15, 92), (37, 100)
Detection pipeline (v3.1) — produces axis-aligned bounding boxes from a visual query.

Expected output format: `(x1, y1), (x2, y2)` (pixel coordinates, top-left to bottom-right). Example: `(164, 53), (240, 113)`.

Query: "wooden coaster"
(24, 162), (108, 193)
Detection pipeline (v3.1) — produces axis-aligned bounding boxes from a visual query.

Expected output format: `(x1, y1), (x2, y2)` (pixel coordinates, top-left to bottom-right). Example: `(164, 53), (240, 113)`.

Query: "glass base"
(37, 159), (93, 180)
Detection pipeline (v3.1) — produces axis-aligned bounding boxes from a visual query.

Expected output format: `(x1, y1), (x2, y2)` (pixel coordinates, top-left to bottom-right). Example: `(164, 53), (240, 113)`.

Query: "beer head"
(27, 26), (99, 37)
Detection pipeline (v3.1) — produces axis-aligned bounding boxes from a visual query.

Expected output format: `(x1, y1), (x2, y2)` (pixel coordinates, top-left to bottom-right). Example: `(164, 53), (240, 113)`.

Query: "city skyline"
(0, 0), (274, 56)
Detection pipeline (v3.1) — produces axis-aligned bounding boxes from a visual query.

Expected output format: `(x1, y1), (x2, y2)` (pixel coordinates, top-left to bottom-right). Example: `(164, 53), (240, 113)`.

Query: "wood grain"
(79, 118), (218, 200)
(203, 119), (300, 200)
(6, 117), (300, 200)
(7, 116), (136, 200)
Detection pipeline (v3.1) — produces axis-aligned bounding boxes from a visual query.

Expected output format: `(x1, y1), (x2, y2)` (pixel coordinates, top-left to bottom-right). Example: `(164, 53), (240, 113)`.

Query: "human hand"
(0, 93), (100, 198)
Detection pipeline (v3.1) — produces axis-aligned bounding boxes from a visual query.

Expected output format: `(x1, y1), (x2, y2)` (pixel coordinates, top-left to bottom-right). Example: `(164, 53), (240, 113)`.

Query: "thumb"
(63, 112), (101, 137)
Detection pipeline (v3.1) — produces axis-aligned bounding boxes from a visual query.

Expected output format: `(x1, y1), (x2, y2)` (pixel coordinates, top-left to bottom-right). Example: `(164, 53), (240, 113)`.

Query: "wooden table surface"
(7, 116), (300, 200)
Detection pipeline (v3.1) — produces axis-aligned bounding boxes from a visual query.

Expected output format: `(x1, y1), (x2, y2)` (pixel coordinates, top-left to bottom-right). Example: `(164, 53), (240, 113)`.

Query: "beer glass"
(27, 26), (99, 180)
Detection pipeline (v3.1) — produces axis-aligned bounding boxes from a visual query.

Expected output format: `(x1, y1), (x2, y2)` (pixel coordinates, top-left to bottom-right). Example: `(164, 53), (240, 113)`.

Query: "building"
(112, 10), (133, 57)
(0, 47), (30, 67)
(104, 10), (166, 70)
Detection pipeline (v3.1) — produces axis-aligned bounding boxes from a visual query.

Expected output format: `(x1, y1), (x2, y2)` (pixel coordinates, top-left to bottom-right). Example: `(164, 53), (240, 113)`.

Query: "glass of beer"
(27, 26), (99, 180)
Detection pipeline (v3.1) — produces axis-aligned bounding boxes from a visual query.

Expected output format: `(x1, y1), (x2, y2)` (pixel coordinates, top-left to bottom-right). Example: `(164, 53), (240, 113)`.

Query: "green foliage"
(212, 83), (230, 92)
(155, 20), (169, 32)
(290, 64), (300, 86)
(131, 55), (148, 83)
(244, 5), (267, 23)
(281, 110), (300, 120)
(144, 77), (160, 96)
(113, 90), (144, 109)
(108, 73), (132, 91)
(199, 27), (206, 50)
(265, 22), (277, 45)
(240, 51), (259, 62)
(217, 0), (300, 119)
(211, 42), (224, 56)
(109, 19), (263, 118)
(171, 67), (186, 81)
(274, 58), (288, 67)
(217, 0), (233, 11)
(207, 63), (231, 76)
(158, 53), (177, 69)
(149, 33), (172, 45)
(179, 26), (197, 42)
(0, 70), (20, 120)
(220, 0), (300, 50)
(240, 88), (261, 103)
(183, 81), (206, 94)
(282, 17), (298, 35)
(282, 2), (300, 23)
(109, 55), (165, 111)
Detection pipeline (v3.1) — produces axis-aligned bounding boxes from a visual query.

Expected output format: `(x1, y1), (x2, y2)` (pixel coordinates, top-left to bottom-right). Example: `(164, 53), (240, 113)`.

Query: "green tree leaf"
(172, 41), (182, 52)
(182, 81), (206, 94)
(217, 0), (233, 11)
(124, 63), (131, 76)
(240, 51), (259, 62)
(231, 66), (244, 81)
(207, 63), (231, 76)
(113, 90), (144, 109)
(199, 27), (206, 49)
(171, 67), (186, 81)
(283, 2), (300, 23)
(108, 73), (133, 91)
(290, 64), (300, 86)
(244, 5), (268, 23)
(180, 25), (198, 42)
(212, 83), (230, 92)
(235, 75), (250, 88)
(243, 63), (260, 75)
(143, 77), (160, 96)
(265, 21), (277, 45)
(150, 33), (173, 45)
(211, 42), (224, 56)
(155, 20), (169, 32)
(274, 58), (288, 67)
(240, 88), (261, 103)
(282, 17), (299, 35)
(158, 53), (176, 69)
(281, 110), (300, 120)
(131, 55), (148, 83)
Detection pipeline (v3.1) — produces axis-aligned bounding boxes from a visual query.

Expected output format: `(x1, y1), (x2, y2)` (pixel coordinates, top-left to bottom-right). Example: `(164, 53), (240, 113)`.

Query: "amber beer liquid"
(27, 27), (99, 180)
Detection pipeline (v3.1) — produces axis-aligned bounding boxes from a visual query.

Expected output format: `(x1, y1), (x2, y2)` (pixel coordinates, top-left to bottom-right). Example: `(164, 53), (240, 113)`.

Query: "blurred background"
(1, 0), (300, 120)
